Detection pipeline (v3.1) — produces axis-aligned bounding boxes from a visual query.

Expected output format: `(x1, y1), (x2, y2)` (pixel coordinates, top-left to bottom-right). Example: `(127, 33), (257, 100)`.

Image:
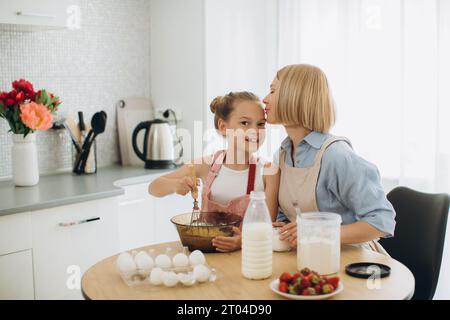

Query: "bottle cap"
(250, 191), (265, 200)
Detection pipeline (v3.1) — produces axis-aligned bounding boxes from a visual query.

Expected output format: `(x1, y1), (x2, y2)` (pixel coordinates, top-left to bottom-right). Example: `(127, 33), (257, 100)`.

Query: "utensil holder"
(72, 140), (97, 174)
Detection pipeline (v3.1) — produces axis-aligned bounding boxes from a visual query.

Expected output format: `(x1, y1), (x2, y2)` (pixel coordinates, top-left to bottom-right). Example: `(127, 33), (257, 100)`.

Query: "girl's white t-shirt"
(209, 159), (266, 205)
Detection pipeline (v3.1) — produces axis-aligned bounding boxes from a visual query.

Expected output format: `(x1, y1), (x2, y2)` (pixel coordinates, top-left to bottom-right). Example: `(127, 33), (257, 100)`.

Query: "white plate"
(269, 279), (344, 300)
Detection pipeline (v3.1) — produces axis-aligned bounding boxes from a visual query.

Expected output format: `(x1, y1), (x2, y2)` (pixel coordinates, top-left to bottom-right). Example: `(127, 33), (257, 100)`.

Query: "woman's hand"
(277, 222), (298, 248)
(212, 227), (242, 252)
(174, 176), (199, 196)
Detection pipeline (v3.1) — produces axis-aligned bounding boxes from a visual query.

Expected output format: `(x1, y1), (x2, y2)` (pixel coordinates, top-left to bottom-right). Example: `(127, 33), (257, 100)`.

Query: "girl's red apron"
(201, 150), (256, 219)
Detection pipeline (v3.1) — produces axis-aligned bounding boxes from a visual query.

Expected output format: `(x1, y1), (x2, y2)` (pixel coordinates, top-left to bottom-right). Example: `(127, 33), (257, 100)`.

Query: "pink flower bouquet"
(0, 79), (61, 136)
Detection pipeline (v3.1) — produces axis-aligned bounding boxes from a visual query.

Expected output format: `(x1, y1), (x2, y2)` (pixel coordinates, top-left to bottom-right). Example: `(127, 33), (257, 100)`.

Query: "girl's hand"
(212, 227), (242, 252)
(279, 222), (297, 248)
(272, 221), (286, 228)
(174, 176), (199, 196)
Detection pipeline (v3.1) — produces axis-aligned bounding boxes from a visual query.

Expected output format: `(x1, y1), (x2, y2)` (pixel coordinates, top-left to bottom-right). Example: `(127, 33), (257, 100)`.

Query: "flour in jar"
(297, 237), (340, 275)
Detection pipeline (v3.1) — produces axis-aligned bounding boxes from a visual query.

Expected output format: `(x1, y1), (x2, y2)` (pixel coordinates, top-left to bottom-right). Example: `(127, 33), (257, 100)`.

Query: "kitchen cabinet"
(0, 0), (74, 29)
(0, 250), (34, 300)
(118, 183), (156, 251)
(153, 193), (194, 244)
(118, 182), (194, 249)
(0, 212), (33, 300)
(0, 169), (190, 299)
(31, 197), (119, 300)
(0, 212), (32, 256)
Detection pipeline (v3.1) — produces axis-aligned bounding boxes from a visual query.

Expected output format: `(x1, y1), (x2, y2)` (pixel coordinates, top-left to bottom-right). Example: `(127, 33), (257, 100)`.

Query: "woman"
(263, 64), (395, 253)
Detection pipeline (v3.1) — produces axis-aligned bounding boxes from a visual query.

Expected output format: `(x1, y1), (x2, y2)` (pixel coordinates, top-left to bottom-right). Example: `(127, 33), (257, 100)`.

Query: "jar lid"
(298, 212), (342, 225)
(345, 262), (391, 279)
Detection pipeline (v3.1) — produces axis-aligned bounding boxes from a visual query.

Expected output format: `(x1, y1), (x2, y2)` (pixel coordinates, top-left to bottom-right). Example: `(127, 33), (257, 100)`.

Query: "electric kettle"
(132, 119), (177, 169)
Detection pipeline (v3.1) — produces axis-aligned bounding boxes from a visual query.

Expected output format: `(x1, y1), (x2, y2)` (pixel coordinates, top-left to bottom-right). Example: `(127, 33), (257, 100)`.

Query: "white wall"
(0, 0), (152, 177)
(204, 0), (284, 159)
(150, 0), (283, 161)
(149, 0), (206, 159)
(205, 0), (278, 106)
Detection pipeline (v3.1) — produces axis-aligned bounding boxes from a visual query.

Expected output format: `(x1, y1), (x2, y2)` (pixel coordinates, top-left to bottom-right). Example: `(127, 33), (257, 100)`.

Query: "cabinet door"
(0, 212), (32, 256)
(153, 194), (194, 244)
(31, 198), (119, 300)
(0, 0), (74, 28)
(0, 250), (34, 300)
(118, 183), (156, 251)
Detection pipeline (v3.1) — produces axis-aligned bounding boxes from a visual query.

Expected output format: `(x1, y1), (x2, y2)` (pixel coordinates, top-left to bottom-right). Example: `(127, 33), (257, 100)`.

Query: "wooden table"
(82, 241), (415, 300)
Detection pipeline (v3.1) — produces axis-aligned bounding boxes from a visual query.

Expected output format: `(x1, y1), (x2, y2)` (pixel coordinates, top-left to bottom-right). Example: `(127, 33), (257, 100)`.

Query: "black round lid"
(345, 262), (391, 279)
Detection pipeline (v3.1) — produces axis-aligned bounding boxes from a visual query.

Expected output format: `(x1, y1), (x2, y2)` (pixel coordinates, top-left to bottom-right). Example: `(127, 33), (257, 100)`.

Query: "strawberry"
(300, 267), (311, 276)
(279, 272), (293, 283)
(292, 272), (301, 283)
(314, 284), (322, 294)
(298, 275), (311, 289)
(308, 274), (321, 285)
(327, 276), (340, 289)
(279, 282), (288, 293)
(302, 287), (317, 296)
(322, 283), (335, 294)
(288, 284), (297, 295)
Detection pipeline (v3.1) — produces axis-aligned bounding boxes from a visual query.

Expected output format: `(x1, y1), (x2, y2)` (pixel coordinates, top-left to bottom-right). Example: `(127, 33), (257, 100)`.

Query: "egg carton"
(116, 245), (220, 287)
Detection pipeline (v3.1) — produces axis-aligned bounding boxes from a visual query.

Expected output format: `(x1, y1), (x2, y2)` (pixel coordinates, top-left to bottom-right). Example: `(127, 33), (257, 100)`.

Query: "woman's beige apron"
(278, 136), (388, 255)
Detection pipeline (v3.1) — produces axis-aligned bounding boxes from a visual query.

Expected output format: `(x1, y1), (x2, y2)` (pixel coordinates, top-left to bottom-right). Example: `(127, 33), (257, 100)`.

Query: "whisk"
(188, 164), (201, 227)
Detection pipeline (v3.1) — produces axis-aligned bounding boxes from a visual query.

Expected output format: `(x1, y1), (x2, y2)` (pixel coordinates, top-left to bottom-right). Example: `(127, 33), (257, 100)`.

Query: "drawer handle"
(16, 11), (56, 19)
(58, 217), (100, 228)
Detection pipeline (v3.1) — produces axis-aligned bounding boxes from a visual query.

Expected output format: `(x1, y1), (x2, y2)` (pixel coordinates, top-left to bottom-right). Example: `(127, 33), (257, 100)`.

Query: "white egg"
(189, 250), (206, 266)
(193, 264), (211, 282)
(150, 267), (164, 285)
(177, 272), (185, 281)
(155, 254), (172, 268)
(117, 252), (137, 274)
(162, 271), (179, 287)
(134, 251), (154, 271)
(172, 253), (189, 268)
(178, 272), (196, 286)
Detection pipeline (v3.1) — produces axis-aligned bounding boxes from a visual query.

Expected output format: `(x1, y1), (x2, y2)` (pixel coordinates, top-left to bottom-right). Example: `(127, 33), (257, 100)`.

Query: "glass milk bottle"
(297, 212), (342, 275)
(242, 191), (273, 280)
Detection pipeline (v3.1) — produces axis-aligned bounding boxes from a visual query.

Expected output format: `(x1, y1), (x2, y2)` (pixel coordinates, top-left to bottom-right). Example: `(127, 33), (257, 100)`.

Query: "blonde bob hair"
(275, 64), (336, 133)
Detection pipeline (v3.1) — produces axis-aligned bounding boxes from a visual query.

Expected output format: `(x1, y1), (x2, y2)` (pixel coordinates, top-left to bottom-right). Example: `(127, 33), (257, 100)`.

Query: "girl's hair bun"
(210, 96), (223, 114)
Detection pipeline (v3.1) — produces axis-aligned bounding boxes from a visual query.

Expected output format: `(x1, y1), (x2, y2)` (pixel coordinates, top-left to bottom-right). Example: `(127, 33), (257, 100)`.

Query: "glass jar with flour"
(297, 212), (342, 275)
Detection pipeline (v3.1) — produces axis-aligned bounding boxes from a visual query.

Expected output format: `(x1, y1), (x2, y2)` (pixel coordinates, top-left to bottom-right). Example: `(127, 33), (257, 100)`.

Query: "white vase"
(11, 133), (39, 186)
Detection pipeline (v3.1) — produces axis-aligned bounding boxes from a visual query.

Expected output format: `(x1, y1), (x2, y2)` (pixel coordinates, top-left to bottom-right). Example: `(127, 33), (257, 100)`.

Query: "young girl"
(149, 92), (279, 252)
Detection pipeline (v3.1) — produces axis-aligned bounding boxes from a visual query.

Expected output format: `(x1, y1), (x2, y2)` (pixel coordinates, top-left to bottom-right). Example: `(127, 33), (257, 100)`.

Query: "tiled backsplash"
(0, 0), (151, 178)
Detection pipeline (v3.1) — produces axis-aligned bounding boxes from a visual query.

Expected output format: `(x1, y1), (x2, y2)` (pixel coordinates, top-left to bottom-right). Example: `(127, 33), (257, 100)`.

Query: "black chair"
(380, 186), (450, 300)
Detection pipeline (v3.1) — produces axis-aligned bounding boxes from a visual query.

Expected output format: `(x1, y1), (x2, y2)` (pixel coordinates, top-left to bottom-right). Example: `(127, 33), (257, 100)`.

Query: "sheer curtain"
(204, 0), (450, 298)
(278, 0), (450, 194)
(278, 0), (450, 300)
(204, 0), (283, 160)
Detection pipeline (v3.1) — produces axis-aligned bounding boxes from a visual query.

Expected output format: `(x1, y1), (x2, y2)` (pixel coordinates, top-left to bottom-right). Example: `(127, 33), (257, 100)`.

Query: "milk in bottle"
(242, 191), (273, 280)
